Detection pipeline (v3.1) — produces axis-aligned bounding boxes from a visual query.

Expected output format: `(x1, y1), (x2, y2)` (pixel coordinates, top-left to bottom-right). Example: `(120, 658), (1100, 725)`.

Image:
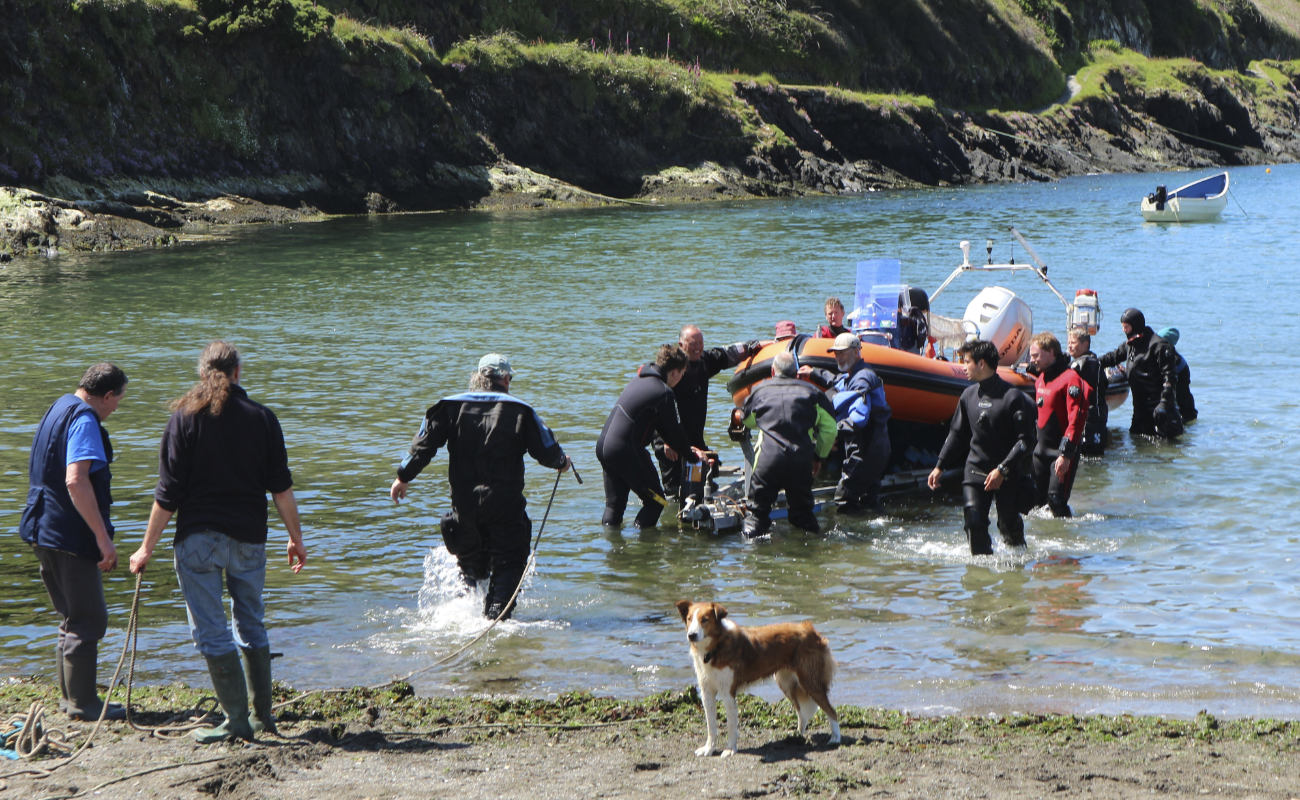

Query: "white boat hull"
(1140, 194), (1227, 222)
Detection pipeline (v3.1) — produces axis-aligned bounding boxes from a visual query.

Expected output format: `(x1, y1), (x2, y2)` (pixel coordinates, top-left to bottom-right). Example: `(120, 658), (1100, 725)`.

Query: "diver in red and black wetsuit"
(1029, 332), (1089, 518)
(816, 296), (851, 339)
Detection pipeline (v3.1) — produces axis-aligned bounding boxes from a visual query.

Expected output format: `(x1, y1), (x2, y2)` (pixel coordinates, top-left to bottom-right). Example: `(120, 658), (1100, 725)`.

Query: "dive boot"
(241, 645), (278, 736)
(63, 644), (125, 721)
(194, 650), (254, 743)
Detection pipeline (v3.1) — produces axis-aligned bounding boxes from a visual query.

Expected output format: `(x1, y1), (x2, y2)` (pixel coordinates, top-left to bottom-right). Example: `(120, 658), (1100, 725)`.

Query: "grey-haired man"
(391, 353), (569, 619)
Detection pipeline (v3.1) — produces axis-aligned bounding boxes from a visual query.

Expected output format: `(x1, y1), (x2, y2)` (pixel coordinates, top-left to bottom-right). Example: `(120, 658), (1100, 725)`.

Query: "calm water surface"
(2, 167), (1298, 718)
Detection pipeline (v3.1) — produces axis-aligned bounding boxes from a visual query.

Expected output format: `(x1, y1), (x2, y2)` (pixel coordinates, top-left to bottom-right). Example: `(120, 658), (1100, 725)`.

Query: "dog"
(675, 599), (841, 757)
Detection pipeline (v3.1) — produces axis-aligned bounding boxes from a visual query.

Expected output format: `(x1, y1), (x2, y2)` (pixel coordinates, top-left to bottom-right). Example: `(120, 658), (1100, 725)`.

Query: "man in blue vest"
(827, 333), (892, 514)
(20, 362), (128, 721)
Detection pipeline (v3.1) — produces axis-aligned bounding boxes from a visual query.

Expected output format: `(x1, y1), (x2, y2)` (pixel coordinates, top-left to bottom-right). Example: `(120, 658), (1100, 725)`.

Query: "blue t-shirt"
(66, 411), (107, 470)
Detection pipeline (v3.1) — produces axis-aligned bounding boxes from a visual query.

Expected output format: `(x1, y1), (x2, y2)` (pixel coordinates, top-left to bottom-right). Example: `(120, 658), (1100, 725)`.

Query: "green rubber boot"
(242, 646), (278, 736)
(193, 651), (254, 744)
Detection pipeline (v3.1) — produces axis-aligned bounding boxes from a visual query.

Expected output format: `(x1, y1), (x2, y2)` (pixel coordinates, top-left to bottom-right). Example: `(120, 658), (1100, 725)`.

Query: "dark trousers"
(961, 482), (1025, 555)
(1032, 452), (1078, 517)
(35, 546), (108, 659)
(598, 448), (667, 528)
(652, 440), (683, 499)
(440, 503), (531, 616)
(749, 457), (818, 534)
(835, 424), (890, 505)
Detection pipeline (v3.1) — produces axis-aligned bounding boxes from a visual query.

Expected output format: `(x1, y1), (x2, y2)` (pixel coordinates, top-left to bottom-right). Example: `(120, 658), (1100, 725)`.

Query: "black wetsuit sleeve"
(997, 391), (1037, 476)
(805, 367), (836, 391)
(524, 408), (568, 470)
(1153, 341), (1179, 405)
(655, 389), (691, 454)
(1097, 341), (1126, 369)
(397, 403), (448, 483)
(935, 393), (970, 470)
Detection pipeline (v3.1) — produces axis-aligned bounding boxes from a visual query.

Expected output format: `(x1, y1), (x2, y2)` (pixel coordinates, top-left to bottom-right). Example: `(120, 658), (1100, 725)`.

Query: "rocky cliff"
(3, 0), (1300, 255)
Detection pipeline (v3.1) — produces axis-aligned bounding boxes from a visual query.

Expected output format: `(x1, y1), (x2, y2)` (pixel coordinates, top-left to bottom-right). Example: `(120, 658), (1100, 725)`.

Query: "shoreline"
(3, 678), (1298, 799)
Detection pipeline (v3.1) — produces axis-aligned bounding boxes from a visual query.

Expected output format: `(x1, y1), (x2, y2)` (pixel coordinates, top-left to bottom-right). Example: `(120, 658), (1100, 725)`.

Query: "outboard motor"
(896, 285), (930, 353)
(1147, 185), (1168, 210)
(963, 286), (1032, 366)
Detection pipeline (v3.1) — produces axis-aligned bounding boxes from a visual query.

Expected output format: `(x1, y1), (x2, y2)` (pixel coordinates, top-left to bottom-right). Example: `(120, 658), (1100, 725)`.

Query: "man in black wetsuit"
(927, 339), (1037, 555)
(1099, 308), (1182, 438)
(1157, 326), (1197, 423)
(653, 325), (760, 496)
(391, 353), (571, 620)
(598, 345), (705, 528)
(1067, 329), (1109, 456)
(737, 351), (837, 537)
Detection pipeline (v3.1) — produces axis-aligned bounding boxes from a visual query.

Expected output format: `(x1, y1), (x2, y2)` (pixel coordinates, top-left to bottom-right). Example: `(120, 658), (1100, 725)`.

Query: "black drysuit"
(1069, 350), (1109, 455)
(653, 341), (757, 494)
(597, 364), (692, 528)
(1098, 327), (1181, 437)
(397, 392), (567, 618)
(739, 377), (837, 535)
(935, 375), (1037, 555)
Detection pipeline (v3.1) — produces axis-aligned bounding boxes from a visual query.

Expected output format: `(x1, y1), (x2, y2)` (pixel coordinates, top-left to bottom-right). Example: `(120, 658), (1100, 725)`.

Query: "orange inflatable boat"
(727, 336), (1125, 426)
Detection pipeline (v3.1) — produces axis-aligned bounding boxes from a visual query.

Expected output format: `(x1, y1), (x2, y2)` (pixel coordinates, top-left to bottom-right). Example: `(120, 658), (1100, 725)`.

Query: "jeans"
(174, 530), (267, 658)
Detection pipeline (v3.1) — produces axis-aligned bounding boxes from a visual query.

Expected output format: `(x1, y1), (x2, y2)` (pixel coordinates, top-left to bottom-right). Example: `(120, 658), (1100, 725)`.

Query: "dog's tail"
(801, 622), (836, 686)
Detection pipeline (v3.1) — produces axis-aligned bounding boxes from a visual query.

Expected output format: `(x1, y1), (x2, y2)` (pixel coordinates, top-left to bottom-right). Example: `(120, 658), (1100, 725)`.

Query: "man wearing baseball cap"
(390, 353), (570, 620)
(827, 332), (892, 514)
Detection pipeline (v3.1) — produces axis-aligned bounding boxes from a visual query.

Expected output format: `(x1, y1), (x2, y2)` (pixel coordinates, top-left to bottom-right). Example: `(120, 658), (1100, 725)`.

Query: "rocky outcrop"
(4, 1), (1300, 257)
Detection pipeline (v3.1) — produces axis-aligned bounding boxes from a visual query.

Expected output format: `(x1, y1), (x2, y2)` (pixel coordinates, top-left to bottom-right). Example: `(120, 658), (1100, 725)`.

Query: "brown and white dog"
(675, 599), (841, 757)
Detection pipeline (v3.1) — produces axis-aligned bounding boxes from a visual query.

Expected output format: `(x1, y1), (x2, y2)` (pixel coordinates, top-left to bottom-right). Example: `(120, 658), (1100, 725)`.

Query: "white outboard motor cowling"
(963, 286), (1032, 366)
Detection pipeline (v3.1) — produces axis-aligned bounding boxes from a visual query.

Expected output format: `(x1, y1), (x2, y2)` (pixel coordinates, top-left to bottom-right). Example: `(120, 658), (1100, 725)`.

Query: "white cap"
(828, 332), (861, 351)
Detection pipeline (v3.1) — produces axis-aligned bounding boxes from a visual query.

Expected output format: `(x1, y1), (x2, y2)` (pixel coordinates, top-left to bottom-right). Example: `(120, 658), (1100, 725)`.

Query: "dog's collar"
(703, 648), (717, 664)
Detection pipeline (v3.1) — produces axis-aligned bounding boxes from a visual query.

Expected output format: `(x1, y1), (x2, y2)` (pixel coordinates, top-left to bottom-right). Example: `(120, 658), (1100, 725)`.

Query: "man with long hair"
(130, 341), (306, 743)
(21, 362), (129, 721)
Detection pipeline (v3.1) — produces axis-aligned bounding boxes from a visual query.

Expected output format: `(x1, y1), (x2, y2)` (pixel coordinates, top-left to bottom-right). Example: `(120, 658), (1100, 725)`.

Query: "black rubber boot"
(742, 512), (772, 538)
(194, 650), (254, 744)
(241, 646), (278, 736)
(55, 639), (69, 714)
(64, 643), (125, 721)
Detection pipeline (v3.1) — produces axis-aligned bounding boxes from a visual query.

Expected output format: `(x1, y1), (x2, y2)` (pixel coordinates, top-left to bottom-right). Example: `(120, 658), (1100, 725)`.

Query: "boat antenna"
(1009, 227), (1046, 275)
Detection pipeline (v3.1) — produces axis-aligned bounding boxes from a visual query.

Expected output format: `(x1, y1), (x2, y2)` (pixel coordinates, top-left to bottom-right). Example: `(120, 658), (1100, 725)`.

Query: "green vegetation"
(2, 0), (1300, 218)
(5, 676), (1300, 752)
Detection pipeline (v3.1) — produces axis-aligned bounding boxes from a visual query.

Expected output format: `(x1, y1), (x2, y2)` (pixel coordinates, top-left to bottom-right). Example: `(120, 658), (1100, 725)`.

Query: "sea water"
(1, 165), (1297, 718)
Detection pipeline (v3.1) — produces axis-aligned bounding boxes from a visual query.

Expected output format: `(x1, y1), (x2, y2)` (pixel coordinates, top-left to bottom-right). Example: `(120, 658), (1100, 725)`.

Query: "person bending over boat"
(1028, 333), (1089, 518)
(1157, 326), (1197, 423)
(827, 333), (892, 514)
(653, 325), (761, 498)
(927, 340), (1037, 555)
(1099, 308), (1182, 438)
(597, 345), (704, 528)
(817, 296), (850, 339)
(390, 353), (570, 620)
(1067, 329), (1109, 456)
(737, 351), (837, 537)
